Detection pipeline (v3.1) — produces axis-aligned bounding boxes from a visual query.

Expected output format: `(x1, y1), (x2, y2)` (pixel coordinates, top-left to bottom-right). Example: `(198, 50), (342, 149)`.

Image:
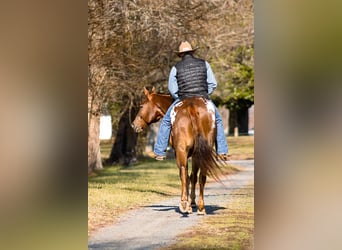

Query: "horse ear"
(143, 87), (152, 100)
(143, 86), (149, 96)
(151, 86), (156, 93)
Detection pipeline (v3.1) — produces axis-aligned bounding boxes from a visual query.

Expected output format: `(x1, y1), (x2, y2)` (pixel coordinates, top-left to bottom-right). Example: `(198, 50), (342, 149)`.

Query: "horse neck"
(154, 94), (173, 114)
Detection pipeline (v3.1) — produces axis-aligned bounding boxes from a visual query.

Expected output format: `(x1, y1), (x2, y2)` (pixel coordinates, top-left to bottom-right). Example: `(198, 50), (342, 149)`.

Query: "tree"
(212, 46), (254, 135)
(88, 0), (254, 172)
(106, 102), (139, 166)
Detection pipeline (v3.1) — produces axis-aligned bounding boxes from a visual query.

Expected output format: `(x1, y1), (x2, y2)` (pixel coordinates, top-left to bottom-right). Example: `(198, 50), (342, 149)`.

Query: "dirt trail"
(88, 160), (254, 250)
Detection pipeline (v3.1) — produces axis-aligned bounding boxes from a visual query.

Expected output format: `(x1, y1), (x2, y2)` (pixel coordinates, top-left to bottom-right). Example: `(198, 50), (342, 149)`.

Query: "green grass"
(162, 182), (254, 250)
(99, 139), (113, 158)
(228, 136), (254, 160)
(100, 136), (254, 160)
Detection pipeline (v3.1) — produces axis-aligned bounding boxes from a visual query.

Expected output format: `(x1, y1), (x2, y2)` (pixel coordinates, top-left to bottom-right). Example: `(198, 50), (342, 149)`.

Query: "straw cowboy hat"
(175, 41), (198, 54)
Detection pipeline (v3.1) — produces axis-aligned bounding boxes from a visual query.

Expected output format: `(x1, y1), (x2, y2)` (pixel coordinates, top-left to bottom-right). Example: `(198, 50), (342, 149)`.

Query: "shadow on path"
(144, 204), (226, 215)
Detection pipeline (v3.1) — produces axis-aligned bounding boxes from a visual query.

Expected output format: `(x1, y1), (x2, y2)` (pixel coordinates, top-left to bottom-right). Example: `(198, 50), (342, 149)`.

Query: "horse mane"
(153, 92), (173, 99)
(151, 93), (174, 113)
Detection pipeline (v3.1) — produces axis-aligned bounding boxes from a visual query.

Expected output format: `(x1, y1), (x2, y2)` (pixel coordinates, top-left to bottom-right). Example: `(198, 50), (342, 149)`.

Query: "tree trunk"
(229, 107), (249, 136)
(237, 107), (249, 135)
(88, 113), (103, 173)
(229, 110), (237, 136)
(88, 86), (103, 173)
(107, 108), (138, 166)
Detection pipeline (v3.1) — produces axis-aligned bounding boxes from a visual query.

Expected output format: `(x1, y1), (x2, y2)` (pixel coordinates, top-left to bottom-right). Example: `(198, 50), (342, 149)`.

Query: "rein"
(149, 94), (172, 118)
(154, 102), (167, 116)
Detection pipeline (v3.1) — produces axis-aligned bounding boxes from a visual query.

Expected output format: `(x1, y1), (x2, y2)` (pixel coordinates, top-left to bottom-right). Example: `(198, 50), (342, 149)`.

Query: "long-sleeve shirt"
(168, 61), (217, 100)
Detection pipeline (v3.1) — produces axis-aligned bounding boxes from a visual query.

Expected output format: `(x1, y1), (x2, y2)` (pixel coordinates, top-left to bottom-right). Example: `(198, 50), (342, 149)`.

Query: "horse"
(131, 86), (222, 214)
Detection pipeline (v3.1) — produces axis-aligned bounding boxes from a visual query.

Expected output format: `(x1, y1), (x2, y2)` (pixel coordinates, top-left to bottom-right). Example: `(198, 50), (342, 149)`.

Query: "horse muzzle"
(131, 122), (143, 133)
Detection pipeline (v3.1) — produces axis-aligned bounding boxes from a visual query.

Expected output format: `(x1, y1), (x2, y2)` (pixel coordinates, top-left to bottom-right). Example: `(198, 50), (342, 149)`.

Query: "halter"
(138, 113), (150, 127)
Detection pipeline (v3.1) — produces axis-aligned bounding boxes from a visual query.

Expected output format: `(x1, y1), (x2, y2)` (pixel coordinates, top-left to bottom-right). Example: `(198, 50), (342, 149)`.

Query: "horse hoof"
(197, 209), (206, 215)
(179, 201), (190, 214)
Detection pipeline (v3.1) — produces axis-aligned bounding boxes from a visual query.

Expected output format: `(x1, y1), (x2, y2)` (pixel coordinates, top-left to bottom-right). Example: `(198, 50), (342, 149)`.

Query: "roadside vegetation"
(88, 135), (254, 236)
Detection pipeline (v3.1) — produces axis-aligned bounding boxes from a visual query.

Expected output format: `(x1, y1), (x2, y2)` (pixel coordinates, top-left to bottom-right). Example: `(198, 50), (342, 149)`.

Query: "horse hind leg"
(178, 162), (192, 214)
(179, 174), (192, 214)
(197, 172), (207, 215)
(179, 200), (192, 214)
(190, 164), (199, 208)
(186, 173), (193, 213)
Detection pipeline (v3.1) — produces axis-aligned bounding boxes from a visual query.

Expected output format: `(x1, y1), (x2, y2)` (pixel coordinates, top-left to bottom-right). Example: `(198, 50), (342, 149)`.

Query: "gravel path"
(88, 160), (254, 250)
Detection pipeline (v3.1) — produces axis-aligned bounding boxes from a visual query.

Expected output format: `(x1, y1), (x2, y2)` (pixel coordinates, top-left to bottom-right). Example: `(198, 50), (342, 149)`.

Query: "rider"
(153, 41), (229, 161)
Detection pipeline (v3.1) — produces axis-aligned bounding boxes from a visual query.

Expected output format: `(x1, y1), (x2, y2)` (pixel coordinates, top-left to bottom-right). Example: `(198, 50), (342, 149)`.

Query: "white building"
(99, 115), (112, 140)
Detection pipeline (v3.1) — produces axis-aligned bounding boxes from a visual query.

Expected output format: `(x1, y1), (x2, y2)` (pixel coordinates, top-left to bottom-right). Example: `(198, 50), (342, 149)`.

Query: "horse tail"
(192, 134), (222, 181)
(187, 105), (222, 181)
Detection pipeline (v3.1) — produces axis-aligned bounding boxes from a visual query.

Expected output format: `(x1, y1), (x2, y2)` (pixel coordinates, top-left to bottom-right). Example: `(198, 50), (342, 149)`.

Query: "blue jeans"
(154, 99), (228, 156)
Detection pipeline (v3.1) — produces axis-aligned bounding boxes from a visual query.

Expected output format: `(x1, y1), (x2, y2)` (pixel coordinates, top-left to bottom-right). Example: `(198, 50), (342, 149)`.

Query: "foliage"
(88, 0), (254, 114)
(212, 45), (254, 111)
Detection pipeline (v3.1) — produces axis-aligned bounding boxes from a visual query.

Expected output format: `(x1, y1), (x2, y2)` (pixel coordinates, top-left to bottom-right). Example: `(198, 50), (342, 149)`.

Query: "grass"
(88, 136), (254, 236)
(162, 182), (254, 250)
(99, 139), (113, 158)
(88, 158), (181, 236)
(227, 136), (254, 160)
(99, 136), (254, 160)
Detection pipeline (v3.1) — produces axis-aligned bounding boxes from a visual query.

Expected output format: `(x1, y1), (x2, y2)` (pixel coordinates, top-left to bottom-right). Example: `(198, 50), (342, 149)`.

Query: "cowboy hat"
(175, 41), (198, 54)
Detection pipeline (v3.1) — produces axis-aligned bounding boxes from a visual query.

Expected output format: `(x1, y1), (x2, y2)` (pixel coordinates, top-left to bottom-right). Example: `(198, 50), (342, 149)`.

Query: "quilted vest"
(175, 54), (209, 99)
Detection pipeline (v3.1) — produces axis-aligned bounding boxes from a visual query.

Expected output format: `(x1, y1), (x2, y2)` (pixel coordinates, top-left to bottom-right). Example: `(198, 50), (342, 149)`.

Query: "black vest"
(175, 54), (209, 99)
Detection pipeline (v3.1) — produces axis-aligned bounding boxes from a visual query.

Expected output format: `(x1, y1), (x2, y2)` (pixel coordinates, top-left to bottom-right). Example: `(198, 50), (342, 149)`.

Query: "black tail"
(192, 134), (222, 181)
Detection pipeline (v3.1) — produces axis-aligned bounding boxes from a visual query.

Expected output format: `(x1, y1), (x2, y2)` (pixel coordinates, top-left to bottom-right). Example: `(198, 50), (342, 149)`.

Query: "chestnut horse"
(132, 87), (222, 214)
